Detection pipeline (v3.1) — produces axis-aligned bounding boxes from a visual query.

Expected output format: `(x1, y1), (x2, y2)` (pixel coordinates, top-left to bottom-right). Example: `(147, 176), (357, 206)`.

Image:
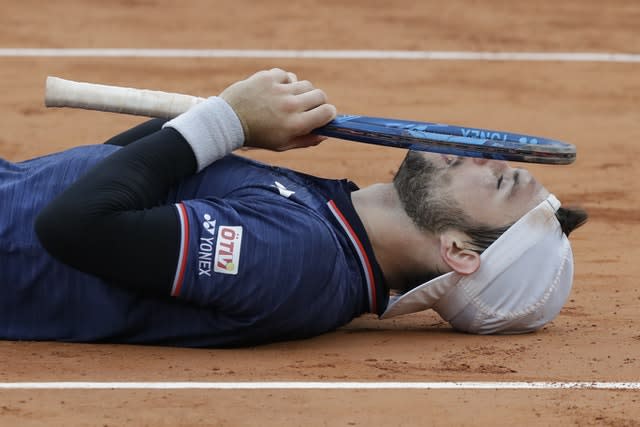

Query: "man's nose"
(472, 158), (489, 166)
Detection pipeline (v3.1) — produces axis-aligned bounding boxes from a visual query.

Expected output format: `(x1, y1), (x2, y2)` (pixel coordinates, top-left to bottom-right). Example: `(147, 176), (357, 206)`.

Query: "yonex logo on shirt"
(274, 181), (295, 198)
(198, 213), (217, 277)
(203, 213), (217, 235)
(198, 236), (215, 277)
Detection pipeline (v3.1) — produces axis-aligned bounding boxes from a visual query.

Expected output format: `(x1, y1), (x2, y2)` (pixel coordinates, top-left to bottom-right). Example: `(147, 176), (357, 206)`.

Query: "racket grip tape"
(45, 76), (205, 119)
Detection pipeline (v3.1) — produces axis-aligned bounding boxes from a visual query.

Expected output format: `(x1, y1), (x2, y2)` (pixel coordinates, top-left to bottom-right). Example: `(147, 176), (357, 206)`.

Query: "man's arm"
(103, 118), (168, 147)
(36, 127), (196, 295)
(35, 68), (336, 296)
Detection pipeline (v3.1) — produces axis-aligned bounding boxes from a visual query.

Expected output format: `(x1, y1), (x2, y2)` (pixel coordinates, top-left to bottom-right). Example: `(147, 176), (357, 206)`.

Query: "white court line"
(0, 48), (639, 62)
(0, 382), (639, 390)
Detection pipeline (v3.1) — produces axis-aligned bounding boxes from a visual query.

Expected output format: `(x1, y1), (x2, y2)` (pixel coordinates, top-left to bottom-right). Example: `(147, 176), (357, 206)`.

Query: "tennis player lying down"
(0, 68), (587, 347)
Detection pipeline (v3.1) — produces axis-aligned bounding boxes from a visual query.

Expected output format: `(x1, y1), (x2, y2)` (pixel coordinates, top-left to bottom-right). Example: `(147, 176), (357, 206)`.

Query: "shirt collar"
(326, 180), (389, 315)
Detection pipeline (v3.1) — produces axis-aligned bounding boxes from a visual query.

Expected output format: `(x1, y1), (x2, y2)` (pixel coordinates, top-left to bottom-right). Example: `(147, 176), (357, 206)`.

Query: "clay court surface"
(1, 1), (639, 425)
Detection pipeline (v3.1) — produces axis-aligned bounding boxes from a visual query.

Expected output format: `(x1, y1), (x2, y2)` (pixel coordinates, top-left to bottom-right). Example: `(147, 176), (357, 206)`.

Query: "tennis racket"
(44, 76), (576, 164)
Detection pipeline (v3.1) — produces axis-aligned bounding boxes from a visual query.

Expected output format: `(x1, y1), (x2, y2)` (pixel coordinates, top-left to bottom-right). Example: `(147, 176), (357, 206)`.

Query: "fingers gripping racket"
(44, 76), (575, 164)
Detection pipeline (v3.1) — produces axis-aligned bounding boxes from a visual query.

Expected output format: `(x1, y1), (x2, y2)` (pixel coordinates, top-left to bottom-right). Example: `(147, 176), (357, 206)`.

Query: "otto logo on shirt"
(214, 226), (243, 275)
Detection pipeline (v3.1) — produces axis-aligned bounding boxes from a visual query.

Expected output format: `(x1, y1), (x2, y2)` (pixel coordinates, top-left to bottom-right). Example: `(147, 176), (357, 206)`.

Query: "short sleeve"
(170, 193), (345, 319)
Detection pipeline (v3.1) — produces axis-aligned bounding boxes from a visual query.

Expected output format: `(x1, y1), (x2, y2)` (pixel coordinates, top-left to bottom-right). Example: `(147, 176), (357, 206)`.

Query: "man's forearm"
(35, 127), (197, 294)
(103, 118), (168, 147)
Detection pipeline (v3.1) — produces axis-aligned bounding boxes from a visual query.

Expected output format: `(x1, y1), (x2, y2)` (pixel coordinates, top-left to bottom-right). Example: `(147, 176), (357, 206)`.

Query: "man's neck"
(350, 183), (447, 290)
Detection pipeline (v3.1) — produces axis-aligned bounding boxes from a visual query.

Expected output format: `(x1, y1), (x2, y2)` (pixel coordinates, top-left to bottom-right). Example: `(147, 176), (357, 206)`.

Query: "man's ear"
(439, 232), (480, 275)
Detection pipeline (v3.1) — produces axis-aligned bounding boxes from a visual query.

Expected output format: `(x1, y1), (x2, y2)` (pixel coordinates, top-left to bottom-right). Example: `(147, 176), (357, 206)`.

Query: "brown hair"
(464, 206), (588, 254)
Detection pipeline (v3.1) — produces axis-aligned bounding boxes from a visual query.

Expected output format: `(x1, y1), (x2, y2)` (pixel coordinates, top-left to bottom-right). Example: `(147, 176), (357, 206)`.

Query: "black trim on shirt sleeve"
(35, 127), (196, 296)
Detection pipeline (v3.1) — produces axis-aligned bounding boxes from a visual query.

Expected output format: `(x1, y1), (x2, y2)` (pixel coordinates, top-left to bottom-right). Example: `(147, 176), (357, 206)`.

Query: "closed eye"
(509, 170), (520, 196)
(497, 174), (504, 189)
(450, 157), (463, 167)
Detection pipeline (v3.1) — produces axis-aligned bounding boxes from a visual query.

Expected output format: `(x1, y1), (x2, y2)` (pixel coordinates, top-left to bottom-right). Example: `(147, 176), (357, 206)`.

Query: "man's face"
(394, 151), (550, 230)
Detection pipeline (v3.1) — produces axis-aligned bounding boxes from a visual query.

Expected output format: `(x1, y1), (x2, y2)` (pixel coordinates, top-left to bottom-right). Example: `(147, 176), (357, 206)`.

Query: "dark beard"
(392, 151), (441, 231)
(391, 152), (462, 294)
(393, 151), (466, 233)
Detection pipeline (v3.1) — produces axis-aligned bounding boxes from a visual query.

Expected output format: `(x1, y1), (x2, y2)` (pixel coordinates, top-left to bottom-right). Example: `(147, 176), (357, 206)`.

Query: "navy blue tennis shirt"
(0, 143), (389, 347)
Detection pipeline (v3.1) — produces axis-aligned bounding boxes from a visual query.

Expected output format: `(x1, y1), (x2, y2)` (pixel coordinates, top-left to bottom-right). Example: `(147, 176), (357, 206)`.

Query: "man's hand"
(220, 68), (337, 151)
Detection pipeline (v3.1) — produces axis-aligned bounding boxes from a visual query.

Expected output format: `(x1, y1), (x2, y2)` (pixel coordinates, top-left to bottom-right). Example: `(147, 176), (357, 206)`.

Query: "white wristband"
(163, 97), (245, 172)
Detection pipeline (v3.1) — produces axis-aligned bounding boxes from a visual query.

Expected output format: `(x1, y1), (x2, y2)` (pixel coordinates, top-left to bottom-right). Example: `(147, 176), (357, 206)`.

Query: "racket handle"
(45, 76), (205, 119)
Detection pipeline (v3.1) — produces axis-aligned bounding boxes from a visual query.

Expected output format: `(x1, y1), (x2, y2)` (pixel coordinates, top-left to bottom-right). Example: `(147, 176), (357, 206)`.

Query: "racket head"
(315, 115), (576, 165)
